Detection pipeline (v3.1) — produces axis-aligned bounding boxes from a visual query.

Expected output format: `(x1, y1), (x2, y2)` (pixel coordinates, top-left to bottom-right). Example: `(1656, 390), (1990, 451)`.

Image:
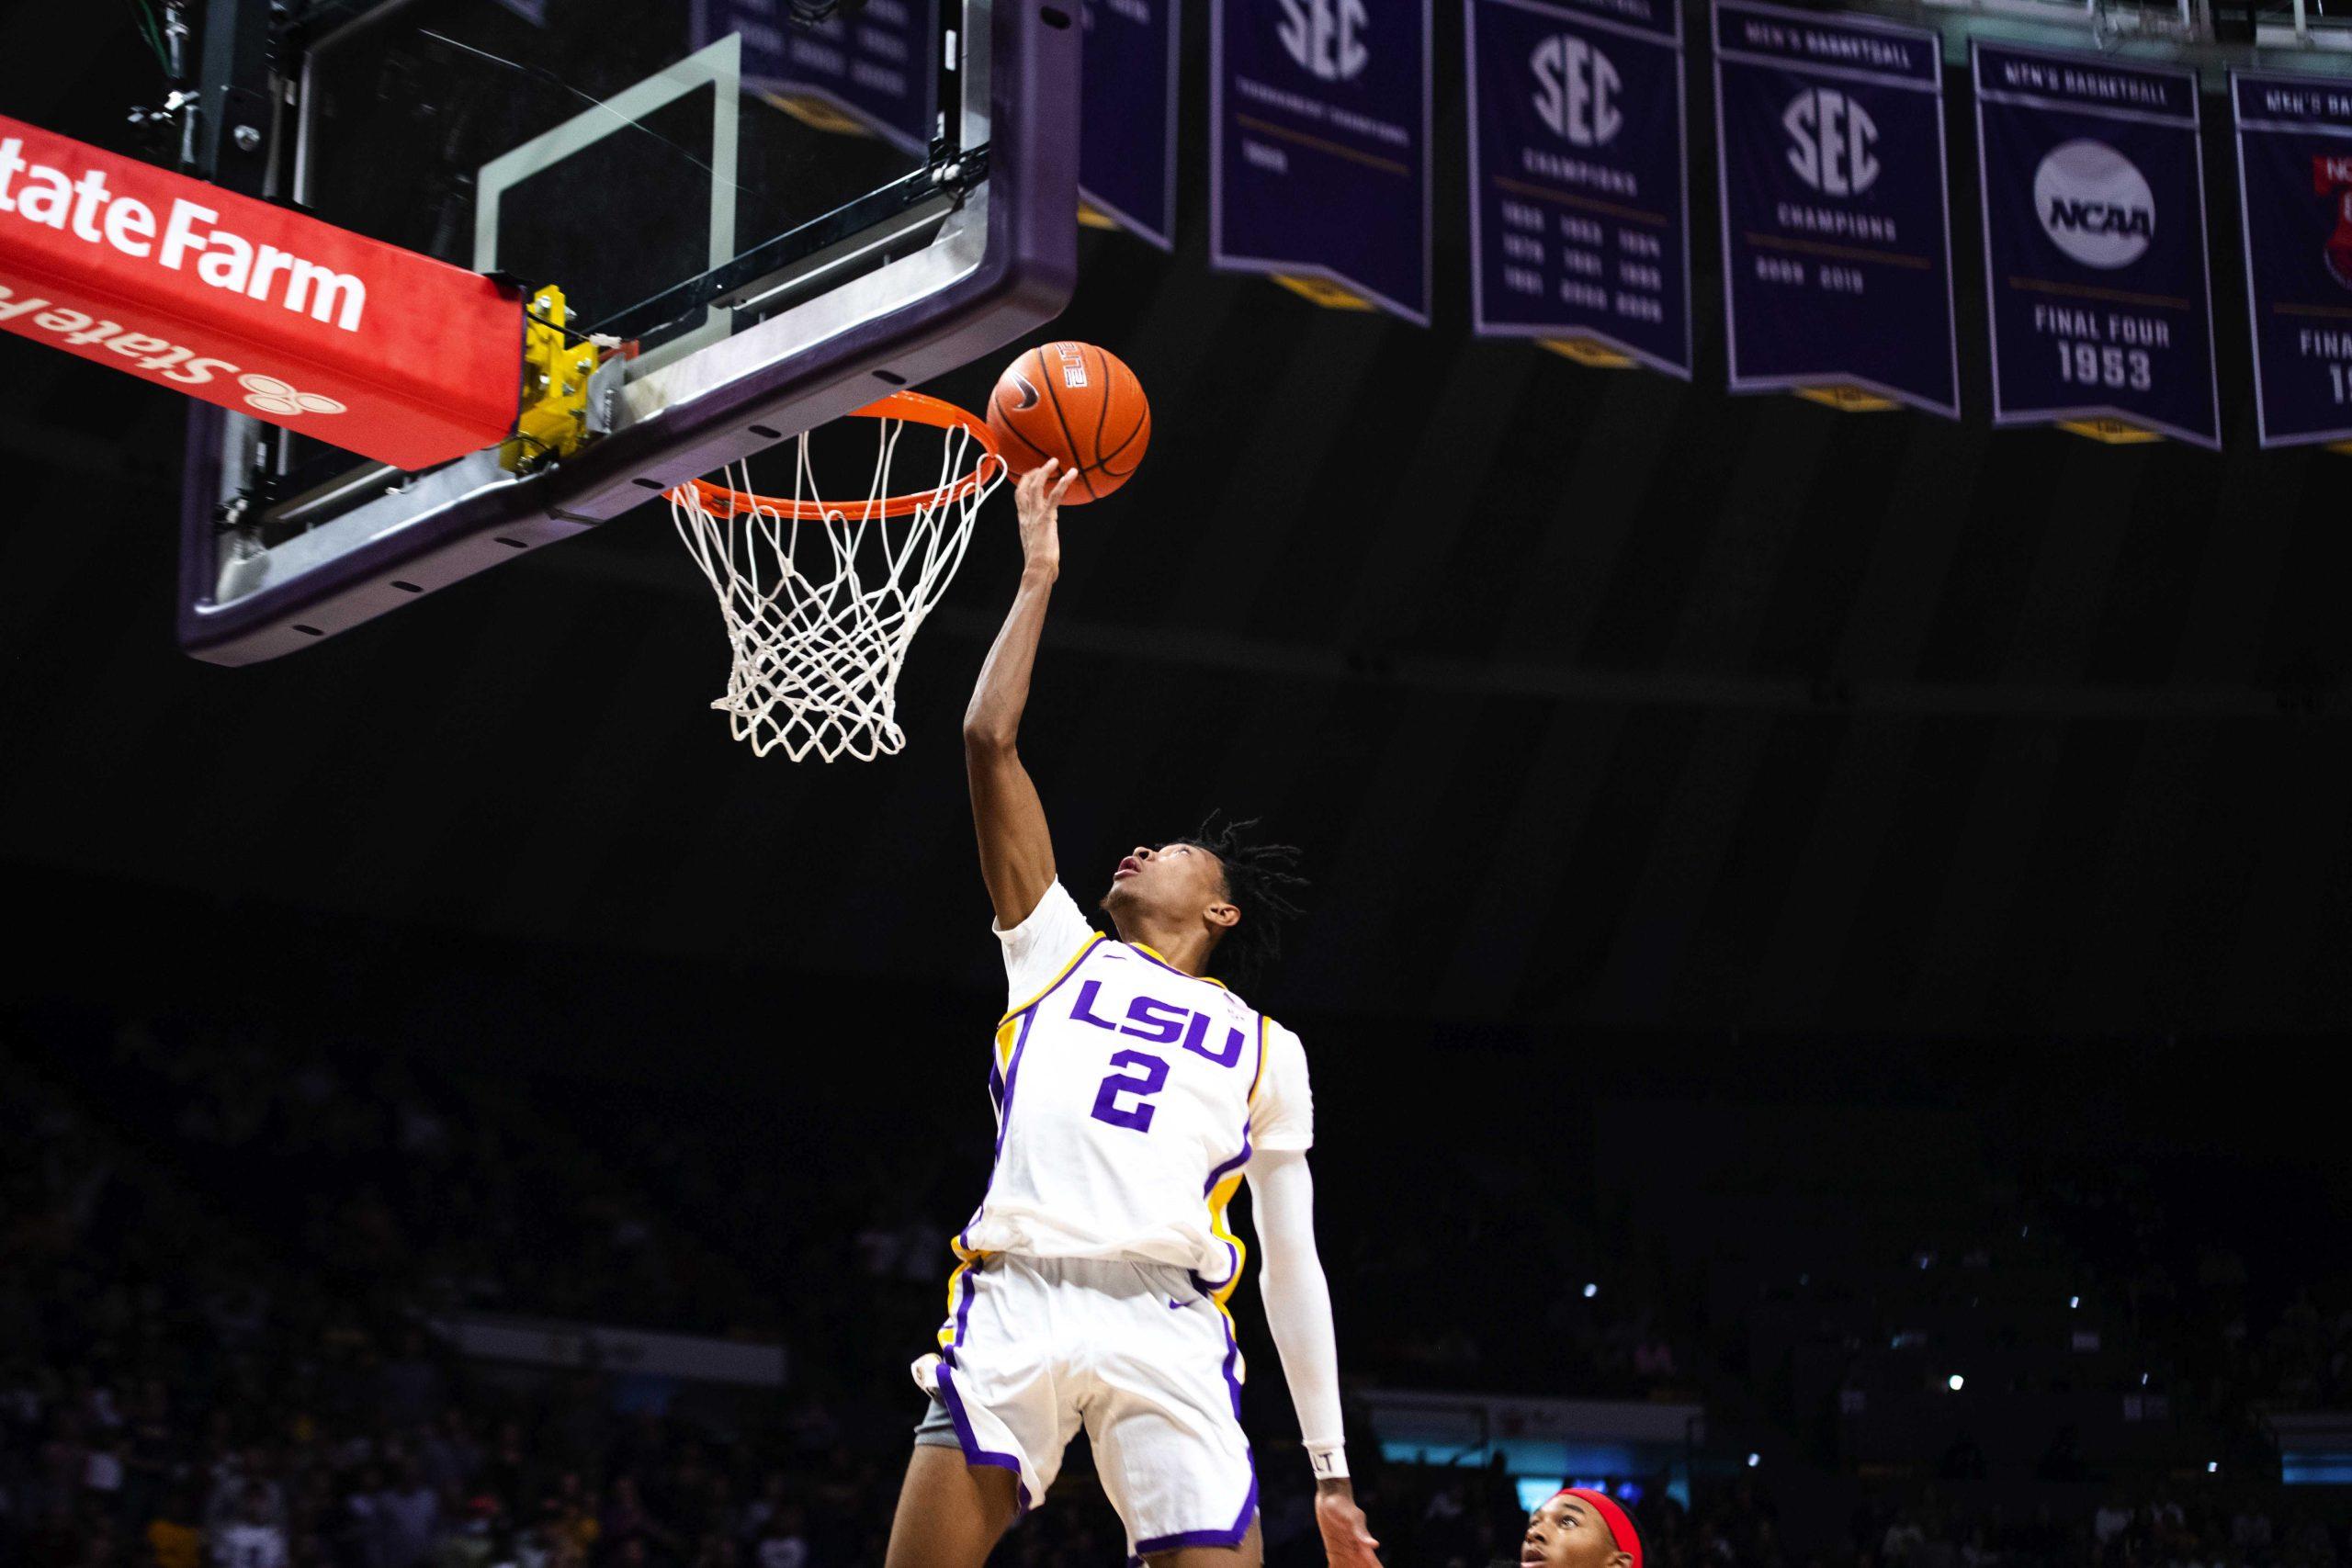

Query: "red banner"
(0, 115), (520, 470)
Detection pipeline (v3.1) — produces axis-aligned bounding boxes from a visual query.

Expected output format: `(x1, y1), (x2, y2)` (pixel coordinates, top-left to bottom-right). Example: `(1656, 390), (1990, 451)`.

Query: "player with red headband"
(1519, 1489), (1642, 1568)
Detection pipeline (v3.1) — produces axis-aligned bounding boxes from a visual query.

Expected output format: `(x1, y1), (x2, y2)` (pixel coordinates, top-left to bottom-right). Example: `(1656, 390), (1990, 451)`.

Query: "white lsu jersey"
(947, 880), (1314, 1296)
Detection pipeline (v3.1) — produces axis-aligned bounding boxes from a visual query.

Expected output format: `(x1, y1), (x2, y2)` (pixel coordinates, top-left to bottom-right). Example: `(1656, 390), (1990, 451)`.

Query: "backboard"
(176, 0), (1077, 663)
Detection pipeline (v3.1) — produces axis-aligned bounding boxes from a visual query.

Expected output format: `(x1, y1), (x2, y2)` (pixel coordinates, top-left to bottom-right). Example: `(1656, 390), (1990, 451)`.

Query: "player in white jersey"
(882, 460), (1382, 1568)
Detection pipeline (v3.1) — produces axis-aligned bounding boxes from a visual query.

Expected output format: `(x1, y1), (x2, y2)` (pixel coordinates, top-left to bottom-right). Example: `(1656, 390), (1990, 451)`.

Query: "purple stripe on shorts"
(1132, 1468), (1259, 1557)
(934, 1363), (1033, 1514)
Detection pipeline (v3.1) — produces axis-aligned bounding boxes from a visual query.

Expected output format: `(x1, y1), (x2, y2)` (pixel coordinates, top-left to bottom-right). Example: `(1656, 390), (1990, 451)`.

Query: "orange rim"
(671, 389), (1004, 521)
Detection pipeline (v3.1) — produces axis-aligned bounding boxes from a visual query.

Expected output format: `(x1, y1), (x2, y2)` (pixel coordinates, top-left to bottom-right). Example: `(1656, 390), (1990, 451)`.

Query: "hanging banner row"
(1066, 0), (2352, 449)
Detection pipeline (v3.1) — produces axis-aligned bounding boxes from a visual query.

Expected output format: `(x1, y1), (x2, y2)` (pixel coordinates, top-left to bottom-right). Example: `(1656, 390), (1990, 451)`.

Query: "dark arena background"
(5, 1), (2352, 1567)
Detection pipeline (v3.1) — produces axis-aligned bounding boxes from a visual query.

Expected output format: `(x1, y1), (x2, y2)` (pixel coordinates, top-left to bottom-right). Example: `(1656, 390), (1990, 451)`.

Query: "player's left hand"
(1314, 1482), (1383, 1568)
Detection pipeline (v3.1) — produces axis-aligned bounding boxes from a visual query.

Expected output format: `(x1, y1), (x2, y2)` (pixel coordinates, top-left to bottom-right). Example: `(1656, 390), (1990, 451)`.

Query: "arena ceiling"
(5, 3), (2348, 1041)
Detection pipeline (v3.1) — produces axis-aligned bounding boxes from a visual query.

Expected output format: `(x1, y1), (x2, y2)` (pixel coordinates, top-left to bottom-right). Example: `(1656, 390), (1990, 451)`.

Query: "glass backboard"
(179, 0), (1076, 663)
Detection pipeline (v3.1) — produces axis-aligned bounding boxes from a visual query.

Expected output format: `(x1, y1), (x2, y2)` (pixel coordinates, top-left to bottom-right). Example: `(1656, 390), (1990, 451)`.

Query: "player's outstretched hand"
(1013, 458), (1080, 580)
(1314, 1483), (1383, 1568)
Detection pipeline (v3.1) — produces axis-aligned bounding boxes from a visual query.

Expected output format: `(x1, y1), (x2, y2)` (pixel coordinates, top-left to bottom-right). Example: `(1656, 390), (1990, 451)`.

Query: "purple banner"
(1212, 0), (1433, 321)
(697, 0), (940, 156)
(1974, 42), (2218, 447)
(2233, 71), (2352, 448)
(1467, 0), (1690, 375)
(1081, 0), (1180, 248)
(1713, 0), (1958, 415)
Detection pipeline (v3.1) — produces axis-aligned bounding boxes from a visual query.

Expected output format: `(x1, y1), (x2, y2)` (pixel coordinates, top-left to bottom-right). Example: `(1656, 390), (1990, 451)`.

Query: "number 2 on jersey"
(1091, 1049), (1169, 1132)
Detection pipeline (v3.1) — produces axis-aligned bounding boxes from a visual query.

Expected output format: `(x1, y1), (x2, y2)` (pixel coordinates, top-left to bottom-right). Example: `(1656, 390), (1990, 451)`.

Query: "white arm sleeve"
(1248, 1146), (1346, 1456)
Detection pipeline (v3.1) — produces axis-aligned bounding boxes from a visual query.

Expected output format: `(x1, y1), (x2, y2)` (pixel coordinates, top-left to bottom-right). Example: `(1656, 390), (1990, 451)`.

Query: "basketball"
(985, 342), (1151, 504)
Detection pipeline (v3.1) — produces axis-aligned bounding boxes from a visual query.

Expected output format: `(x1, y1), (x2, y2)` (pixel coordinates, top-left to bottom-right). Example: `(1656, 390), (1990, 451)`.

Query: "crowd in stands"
(3, 1011), (2346, 1568)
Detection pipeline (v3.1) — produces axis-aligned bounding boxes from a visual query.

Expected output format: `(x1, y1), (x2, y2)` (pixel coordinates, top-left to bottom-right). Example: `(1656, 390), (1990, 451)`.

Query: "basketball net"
(667, 392), (1004, 762)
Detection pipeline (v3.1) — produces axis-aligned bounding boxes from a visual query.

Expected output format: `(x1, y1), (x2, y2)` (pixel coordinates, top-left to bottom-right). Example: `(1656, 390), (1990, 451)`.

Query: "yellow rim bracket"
(503, 285), (602, 472)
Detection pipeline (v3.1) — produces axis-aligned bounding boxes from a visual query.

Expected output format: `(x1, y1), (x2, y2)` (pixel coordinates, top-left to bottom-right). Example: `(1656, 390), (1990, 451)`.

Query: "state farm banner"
(697, 0), (939, 155)
(1467, 0), (1690, 375)
(0, 117), (518, 471)
(1973, 42), (2218, 446)
(2232, 71), (2352, 448)
(1212, 0), (1432, 321)
(1713, 0), (1958, 415)
(1081, 0), (1180, 247)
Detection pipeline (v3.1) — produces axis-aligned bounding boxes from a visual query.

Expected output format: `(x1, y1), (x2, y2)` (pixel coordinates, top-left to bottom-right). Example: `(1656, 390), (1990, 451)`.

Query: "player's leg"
(895, 1257), (1074, 1568)
(882, 1445), (1021, 1568)
(1143, 1517), (1265, 1568)
(1091, 1267), (1263, 1568)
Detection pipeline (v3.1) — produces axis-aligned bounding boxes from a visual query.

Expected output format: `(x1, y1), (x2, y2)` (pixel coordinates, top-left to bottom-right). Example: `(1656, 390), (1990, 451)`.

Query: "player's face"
(1105, 842), (1230, 926)
(1521, 1495), (1629, 1568)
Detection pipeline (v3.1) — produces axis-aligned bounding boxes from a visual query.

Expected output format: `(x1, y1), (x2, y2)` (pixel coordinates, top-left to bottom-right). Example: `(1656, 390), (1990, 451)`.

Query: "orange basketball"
(984, 342), (1150, 504)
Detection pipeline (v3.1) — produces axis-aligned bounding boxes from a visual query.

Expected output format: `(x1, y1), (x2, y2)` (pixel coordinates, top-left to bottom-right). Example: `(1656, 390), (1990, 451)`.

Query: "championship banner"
(0, 116), (519, 472)
(1467, 0), (1690, 375)
(1211, 0), (1432, 321)
(1973, 41), (2218, 447)
(2232, 71), (2352, 448)
(1080, 0), (1181, 248)
(697, 0), (940, 156)
(1713, 0), (1958, 415)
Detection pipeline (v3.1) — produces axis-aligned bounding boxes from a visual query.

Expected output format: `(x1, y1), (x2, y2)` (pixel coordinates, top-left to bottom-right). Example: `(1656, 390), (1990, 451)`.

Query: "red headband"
(1555, 1489), (1643, 1568)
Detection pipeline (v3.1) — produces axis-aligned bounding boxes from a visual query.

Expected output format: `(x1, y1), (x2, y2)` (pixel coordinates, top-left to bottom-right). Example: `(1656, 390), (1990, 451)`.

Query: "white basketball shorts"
(923, 1253), (1258, 1556)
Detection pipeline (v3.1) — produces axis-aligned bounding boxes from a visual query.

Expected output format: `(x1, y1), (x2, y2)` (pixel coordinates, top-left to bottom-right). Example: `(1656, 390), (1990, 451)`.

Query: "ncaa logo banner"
(1211, 0), (1433, 321)
(1973, 42), (2219, 447)
(1713, 0), (1958, 415)
(2231, 72), (2352, 448)
(695, 0), (940, 156)
(1080, 0), (1182, 248)
(1466, 0), (1690, 376)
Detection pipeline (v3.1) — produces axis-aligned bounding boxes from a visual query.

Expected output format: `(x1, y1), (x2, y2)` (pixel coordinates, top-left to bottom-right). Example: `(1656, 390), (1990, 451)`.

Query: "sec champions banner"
(1974, 42), (2218, 446)
(1212, 0), (1433, 321)
(1081, 0), (1180, 248)
(1713, 0), (1957, 415)
(1467, 0), (1690, 375)
(2233, 71), (2352, 448)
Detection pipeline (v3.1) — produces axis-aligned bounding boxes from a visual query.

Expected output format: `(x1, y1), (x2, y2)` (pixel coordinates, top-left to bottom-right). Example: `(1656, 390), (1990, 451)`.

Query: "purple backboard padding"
(178, 5), (1080, 666)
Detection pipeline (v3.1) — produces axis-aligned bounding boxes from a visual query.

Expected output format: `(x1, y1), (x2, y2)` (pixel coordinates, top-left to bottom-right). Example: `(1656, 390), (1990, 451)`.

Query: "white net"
(668, 406), (1002, 761)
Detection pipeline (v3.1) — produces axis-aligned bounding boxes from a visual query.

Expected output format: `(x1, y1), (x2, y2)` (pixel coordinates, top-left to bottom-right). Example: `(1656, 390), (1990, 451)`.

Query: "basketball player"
(1520, 1490), (1642, 1568)
(882, 459), (1381, 1568)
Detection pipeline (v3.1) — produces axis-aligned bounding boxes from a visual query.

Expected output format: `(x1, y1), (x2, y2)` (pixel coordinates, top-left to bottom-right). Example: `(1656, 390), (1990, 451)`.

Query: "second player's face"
(1521, 1494), (1629, 1568)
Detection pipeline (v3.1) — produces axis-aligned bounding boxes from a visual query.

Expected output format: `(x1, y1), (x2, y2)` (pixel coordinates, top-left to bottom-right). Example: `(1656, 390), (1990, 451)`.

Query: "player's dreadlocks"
(1177, 811), (1307, 988)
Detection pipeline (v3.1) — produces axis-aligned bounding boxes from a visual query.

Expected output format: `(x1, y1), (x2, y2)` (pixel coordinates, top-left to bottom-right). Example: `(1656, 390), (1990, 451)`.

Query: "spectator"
(146, 1483), (204, 1568)
(751, 1505), (807, 1568)
(377, 1462), (439, 1568)
(213, 1483), (289, 1568)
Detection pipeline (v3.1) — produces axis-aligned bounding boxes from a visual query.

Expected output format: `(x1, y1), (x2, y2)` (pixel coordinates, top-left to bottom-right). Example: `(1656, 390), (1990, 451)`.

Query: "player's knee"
(885, 1447), (1020, 1568)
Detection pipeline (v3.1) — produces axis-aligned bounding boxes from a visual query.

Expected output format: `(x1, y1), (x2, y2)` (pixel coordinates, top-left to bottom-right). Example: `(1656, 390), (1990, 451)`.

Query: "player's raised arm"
(963, 459), (1082, 930)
